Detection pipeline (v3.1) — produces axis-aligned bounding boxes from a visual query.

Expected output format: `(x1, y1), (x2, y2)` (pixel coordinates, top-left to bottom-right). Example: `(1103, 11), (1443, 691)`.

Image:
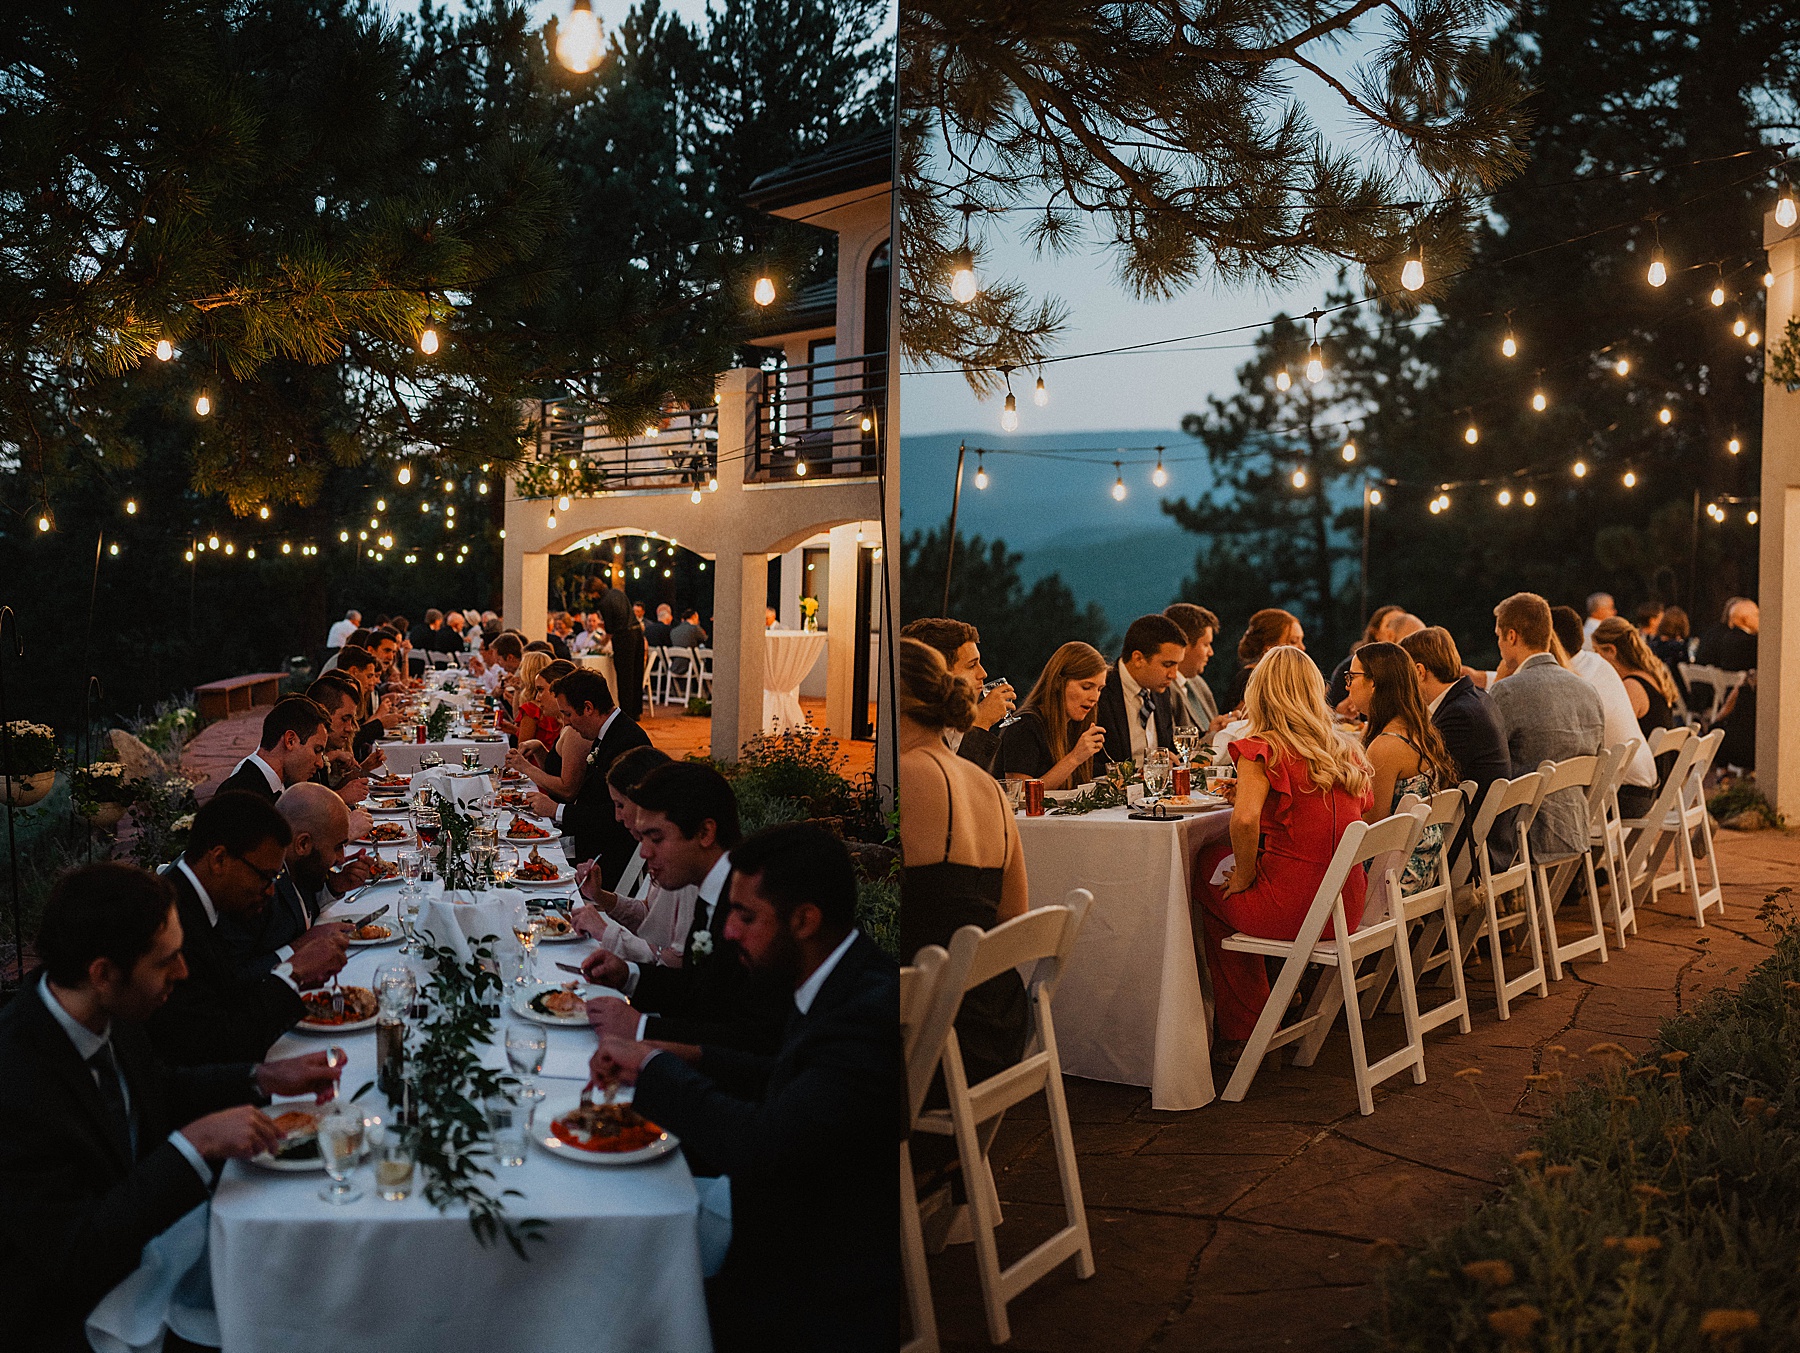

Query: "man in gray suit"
(1164, 603), (1221, 731)
(1486, 592), (1604, 862)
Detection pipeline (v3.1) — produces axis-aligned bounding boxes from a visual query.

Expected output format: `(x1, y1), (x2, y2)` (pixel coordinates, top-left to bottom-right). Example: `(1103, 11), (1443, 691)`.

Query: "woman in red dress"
(1194, 645), (1374, 1063)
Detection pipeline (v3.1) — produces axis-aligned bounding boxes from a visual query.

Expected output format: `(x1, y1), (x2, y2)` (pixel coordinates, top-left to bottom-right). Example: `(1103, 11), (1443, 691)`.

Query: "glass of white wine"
(510, 898), (541, 984)
(376, 1127), (416, 1202)
(317, 1103), (367, 1205)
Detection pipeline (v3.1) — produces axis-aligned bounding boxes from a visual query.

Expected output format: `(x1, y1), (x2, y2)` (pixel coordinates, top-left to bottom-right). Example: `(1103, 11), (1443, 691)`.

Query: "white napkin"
(413, 767), (493, 808)
(86, 1203), (218, 1353)
(419, 893), (515, 965)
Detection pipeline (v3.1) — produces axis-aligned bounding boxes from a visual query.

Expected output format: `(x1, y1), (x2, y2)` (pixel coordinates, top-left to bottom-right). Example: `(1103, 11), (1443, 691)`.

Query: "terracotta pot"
(1, 770), (55, 808)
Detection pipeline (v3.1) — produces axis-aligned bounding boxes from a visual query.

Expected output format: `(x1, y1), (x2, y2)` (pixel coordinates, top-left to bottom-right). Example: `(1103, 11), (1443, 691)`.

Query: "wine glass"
(1142, 749), (1174, 806)
(1173, 730), (1201, 768)
(317, 1102), (367, 1204)
(510, 898), (541, 983)
(505, 1019), (548, 1104)
(413, 809), (441, 851)
(375, 964), (416, 1018)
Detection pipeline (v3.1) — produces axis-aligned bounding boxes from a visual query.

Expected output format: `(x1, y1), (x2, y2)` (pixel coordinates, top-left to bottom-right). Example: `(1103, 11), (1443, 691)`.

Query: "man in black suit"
(592, 823), (902, 1353)
(217, 784), (355, 979)
(527, 667), (652, 882)
(580, 762), (788, 1055)
(211, 697), (329, 802)
(1094, 613), (1187, 767)
(1401, 626), (1512, 874)
(598, 580), (646, 719)
(0, 863), (343, 1352)
(147, 793), (340, 1066)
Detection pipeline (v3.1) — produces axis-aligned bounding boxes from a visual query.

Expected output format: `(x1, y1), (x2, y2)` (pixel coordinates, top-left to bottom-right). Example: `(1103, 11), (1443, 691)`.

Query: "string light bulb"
(1658, 406), (1673, 424)
(1728, 435), (1742, 454)
(1749, 510), (1759, 524)
(794, 460), (807, 476)
(223, 542), (234, 555)
(1341, 440), (1357, 462)
(1001, 391), (1018, 432)
(1615, 358), (1630, 376)
(185, 549), (194, 561)
(753, 275), (776, 307)
(1305, 342), (1324, 384)
(1531, 388), (1547, 412)
(1033, 375), (1048, 406)
(1497, 489), (1512, 506)
(1111, 463), (1127, 501)
(1766, 271), (1776, 288)
(208, 534), (219, 550)
(1151, 454), (1168, 488)
(1647, 255), (1667, 287)
(555, 0), (603, 73)
(1573, 460), (1587, 478)
(155, 338), (174, 361)
(282, 542), (291, 554)
(691, 487), (703, 504)
(1749, 328), (1761, 346)
(1710, 284), (1726, 307)
(397, 465), (412, 485)
(1623, 470), (1637, 487)
(1464, 422), (1479, 445)
(246, 547), (255, 559)
(707, 476), (718, 492)
(258, 505), (269, 519)
(419, 327), (439, 355)
(1501, 330), (1517, 358)
(125, 499), (137, 514)
(1368, 488), (1381, 505)
(1779, 189), (1798, 229)
(1401, 250), (1425, 292)
(1291, 467), (1308, 490)
(36, 513), (50, 532)
(974, 453), (989, 490)
(1523, 489), (1536, 506)
(949, 249), (978, 304)
(195, 389), (212, 417)
(1734, 315), (1748, 337)
(1275, 368), (1291, 392)
(546, 513), (557, 528)
(557, 494), (571, 511)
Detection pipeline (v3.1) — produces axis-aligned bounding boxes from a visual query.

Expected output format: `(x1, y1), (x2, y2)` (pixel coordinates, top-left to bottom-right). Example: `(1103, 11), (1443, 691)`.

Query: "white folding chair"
(901, 942), (972, 1353)
(1527, 756), (1610, 980)
(1582, 743), (1639, 947)
(642, 646), (664, 707)
(1219, 807), (1431, 1116)
(692, 645), (714, 698)
(1369, 786), (1473, 1040)
(1647, 727), (1725, 926)
(1460, 772), (1550, 1021)
(1677, 663), (1751, 730)
(1620, 726), (1701, 911)
(914, 893), (1095, 1344)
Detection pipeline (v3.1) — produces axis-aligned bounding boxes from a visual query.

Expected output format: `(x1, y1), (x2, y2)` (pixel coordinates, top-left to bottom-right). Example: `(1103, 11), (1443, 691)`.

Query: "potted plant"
(0, 720), (58, 807)
(71, 760), (141, 829)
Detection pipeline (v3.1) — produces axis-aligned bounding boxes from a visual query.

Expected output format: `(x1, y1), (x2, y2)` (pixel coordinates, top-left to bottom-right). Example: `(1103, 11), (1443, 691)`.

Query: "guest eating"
(572, 746), (697, 965)
(997, 640), (1109, 788)
(212, 697), (330, 801)
(216, 783), (356, 980)
(0, 864), (345, 1353)
(899, 617), (1015, 774)
(1346, 641), (1456, 893)
(1094, 613), (1186, 766)
(305, 674), (382, 793)
(1193, 646), (1373, 1066)
(590, 824), (901, 1353)
(1223, 607), (1305, 711)
(526, 667), (651, 881)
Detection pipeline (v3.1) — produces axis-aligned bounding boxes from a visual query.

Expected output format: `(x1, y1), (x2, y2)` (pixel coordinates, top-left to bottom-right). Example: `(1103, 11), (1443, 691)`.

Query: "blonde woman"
(997, 641), (1109, 788)
(1194, 645), (1374, 1063)
(898, 637), (1029, 1085)
(499, 649), (554, 742)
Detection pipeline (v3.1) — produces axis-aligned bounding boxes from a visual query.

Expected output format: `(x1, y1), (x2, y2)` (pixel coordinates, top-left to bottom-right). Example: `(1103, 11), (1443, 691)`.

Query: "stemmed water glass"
(510, 897), (541, 984)
(1141, 749), (1174, 807)
(396, 851), (424, 953)
(1173, 730), (1201, 770)
(317, 1101), (367, 1205)
(505, 1018), (548, 1107)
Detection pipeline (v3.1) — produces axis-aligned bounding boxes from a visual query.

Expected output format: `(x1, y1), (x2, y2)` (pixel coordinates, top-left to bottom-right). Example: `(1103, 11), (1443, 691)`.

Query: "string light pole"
(943, 441), (967, 613)
(1, 607), (23, 987)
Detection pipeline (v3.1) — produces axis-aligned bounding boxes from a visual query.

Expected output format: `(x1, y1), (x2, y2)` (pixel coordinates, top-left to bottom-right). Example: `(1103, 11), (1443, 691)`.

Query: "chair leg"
(1436, 895), (1472, 1034)
(1337, 956), (1376, 1116)
(1222, 951), (1314, 1102)
(1292, 961), (1345, 1068)
(1579, 851), (1609, 963)
(900, 1143), (940, 1353)
(1678, 816), (1706, 926)
(946, 1071), (1012, 1345)
(1536, 865), (1568, 982)
(1038, 1016), (1095, 1280)
(1695, 809), (1724, 921)
(1483, 891), (1513, 1021)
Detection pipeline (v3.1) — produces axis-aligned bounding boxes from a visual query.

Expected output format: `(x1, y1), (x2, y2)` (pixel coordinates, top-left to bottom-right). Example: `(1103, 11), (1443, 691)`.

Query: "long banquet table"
(207, 812), (713, 1352)
(1016, 804), (1233, 1112)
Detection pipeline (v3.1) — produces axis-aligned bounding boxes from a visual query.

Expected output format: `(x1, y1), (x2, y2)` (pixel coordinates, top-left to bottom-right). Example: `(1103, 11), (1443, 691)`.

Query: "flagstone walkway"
(925, 827), (1797, 1352)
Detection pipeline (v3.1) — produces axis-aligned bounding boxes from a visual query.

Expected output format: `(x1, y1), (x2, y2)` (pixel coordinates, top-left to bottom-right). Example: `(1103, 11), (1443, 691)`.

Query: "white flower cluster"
(81, 761), (133, 781)
(3, 721), (54, 739)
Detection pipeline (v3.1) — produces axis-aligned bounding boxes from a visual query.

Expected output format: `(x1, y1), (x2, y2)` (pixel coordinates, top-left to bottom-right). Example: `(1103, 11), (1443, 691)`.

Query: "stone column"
(516, 552), (549, 642)
(711, 553), (766, 762)
(1761, 210), (1800, 815)
(824, 523), (861, 736)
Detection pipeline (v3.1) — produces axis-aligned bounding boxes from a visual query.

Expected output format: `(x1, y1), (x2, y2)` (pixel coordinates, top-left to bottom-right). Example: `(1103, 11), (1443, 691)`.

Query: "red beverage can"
(416, 722), (427, 744)
(1173, 766), (1191, 797)
(1024, 779), (1045, 816)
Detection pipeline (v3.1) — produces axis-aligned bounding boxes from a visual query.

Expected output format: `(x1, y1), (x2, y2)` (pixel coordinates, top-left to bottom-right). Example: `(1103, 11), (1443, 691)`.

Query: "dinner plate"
(533, 1100), (679, 1167)
(1144, 795), (1228, 814)
(347, 924), (400, 947)
(367, 801), (411, 815)
(530, 914), (580, 943)
(512, 865), (571, 888)
(506, 826), (554, 843)
(355, 830), (412, 848)
(512, 982), (594, 1026)
(295, 987), (380, 1034)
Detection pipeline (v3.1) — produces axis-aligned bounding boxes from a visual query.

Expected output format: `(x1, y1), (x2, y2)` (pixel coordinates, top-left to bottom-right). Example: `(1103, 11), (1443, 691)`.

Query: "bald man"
(215, 783), (352, 984)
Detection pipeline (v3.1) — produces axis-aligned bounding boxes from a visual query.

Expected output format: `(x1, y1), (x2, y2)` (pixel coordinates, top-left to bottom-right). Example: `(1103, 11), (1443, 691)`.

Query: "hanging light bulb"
(555, 0), (603, 72)
(419, 327), (439, 355)
(1151, 455), (1168, 488)
(1401, 251), (1425, 291)
(478, 480), (489, 494)
(1749, 510), (1759, 524)
(1275, 368), (1291, 392)
(707, 476), (718, 492)
(246, 547), (256, 559)
(949, 249), (978, 304)
(125, 499), (137, 514)
(1615, 358), (1631, 376)
(1749, 328), (1762, 346)
(1341, 440), (1357, 462)
(1765, 271), (1776, 288)
(208, 534), (220, 550)
(376, 499), (385, 511)
(1429, 499), (1442, 516)
(1033, 375), (1048, 407)
(974, 453), (989, 490)
(752, 275), (776, 307)
(1734, 315), (1749, 337)
(1647, 255), (1667, 287)
(1728, 435), (1742, 454)
(1710, 284), (1726, 307)
(1000, 391), (1018, 432)
(1502, 331), (1517, 358)
(1305, 342), (1324, 384)
(396, 463), (413, 487)
(1573, 460), (1587, 478)
(557, 494), (571, 511)
(1623, 470), (1637, 487)
(185, 549), (195, 561)
(1532, 388), (1547, 412)
(195, 389), (212, 417)
(546, 513), (557, 528)
(339, 530), (349, 542)
(1291, 467), (1308, 490)
(258, 504), (269, 519)
(36, 513), (50, 532)
(1368, 488), (1382, 505)
(1658, 406), (1673, 425)
(1464, 422), (1479, 445)
(154, 338), (174, 362)
(1111, 463), (1127, 501)
(691, 487), (703, 504)
(1497, 489), (1512, 506)
(281, 542), (291, 554)
(1523, 489), (1537, 506)
(223, 542), (234, 555)
(794, 460), (807, 476)
(1779, 189), (1798, 229)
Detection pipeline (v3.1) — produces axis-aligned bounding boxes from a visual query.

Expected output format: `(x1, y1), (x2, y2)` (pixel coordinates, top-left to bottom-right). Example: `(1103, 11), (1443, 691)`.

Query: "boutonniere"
(689, 930), (714, 964)
(586, 743), (600, 767)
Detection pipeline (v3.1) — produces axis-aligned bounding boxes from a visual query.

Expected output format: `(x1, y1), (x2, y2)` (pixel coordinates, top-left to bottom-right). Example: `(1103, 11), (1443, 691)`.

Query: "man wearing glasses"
(147, 792), (340, 1066)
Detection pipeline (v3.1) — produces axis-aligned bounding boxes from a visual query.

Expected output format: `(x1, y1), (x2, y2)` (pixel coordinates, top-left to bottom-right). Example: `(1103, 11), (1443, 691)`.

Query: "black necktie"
(88, 1043), (136, 1161)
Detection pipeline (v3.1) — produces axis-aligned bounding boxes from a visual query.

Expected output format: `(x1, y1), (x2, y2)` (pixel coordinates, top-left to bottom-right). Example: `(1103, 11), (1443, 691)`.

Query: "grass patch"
(1365, 888), (1800, 1350)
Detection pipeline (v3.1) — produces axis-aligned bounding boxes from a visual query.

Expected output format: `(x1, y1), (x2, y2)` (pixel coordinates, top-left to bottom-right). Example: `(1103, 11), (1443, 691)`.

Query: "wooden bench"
(196, 673), (287, 725)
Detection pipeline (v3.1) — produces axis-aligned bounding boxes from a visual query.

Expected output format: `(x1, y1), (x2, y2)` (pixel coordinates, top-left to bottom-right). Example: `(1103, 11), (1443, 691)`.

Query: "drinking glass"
(1173, 730), (1201, 768)
(376, 1128), (416, 1202)
(317, 1103), (367, 1204)
(413, 810), (441, 851)
(505, 1019), (548, 1101)
(1142, 749), (1174, 804)
(484, 1095), (528, 1167)
(510, 899), (540, 982)
(375, 964), (416, 1018)
(1001, 779), (1027, 814)
(463, 747), (483, 772)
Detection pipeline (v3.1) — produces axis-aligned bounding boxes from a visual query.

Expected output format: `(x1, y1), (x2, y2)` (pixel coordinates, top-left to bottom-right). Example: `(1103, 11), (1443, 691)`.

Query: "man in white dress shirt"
(325, 609), (361, 651)
(1552, 606), (1659, 814)
(1095, 613), (1186, 767)
(1581, 592), (1615, 649)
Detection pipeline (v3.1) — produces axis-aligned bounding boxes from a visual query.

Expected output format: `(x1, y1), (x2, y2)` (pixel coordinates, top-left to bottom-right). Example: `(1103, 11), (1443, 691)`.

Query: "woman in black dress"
(997, 641), (1109, 787)
(1593, 617), (1678, 780)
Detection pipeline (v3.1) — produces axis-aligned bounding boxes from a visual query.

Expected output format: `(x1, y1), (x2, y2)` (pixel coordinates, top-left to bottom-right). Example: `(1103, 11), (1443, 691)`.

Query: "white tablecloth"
(1017, 805), (1233, 1111)
(575, 653), (620, 697)
(209, 890), (711, 1353)
(762, 631), (826, 732)
(377, 738), (508, 776)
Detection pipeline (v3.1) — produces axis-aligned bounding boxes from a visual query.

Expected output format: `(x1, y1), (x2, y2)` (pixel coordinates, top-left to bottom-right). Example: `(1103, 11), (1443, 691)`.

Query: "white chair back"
(1677, 663), (1750, 728)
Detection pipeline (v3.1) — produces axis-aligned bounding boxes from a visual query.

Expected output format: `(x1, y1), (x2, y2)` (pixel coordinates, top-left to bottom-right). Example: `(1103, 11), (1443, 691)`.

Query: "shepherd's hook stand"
(0, 607), (24, 988)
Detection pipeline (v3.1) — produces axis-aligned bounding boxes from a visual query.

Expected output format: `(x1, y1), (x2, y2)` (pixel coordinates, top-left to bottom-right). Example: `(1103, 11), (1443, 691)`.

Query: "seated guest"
(1591, 616), (1678, 755)
(1346, 642), (1456, 893)
(571, 611), (603, 654)
(499, 650), (555, 743)
(1485, 593), (1604, 859)
(1224, 607), (1306, 711)
(898, 639), (1028, 1085)
(527, 668), (651, 882)
(217, 784), (356, 977)
(212, 697), (329, 801)
(326, 608), (362, 649)
(998, 640), (1109, 788)
(1399, 626), (1510, 870)
(1696, 598), (1758, 769)
(336, 644), (402, 738)
(306, 674), (382, 793)
(645, 603), (675, 649)
(1633, 601), (1664, 643)
(1095, 613), (1187, 766)
(366, 626), (404, 688)
(1193, 647), (1373, 1064)
(670, 608), (708, 650)
(1582, 591), (1616, 648)
(505, 659), (585, 797)
(1551, 606), (1660, 816)
(0, 864), (344, 1353)
(1165, 602), (1223, 731)
(591, 824), (901, 1353)
(1325, 604), (1403, 709)
(900, 617), (1015, 774)
(573, 747), (695, 964)
(580, 763), (788, 1054)
(146, 793), (333, 1065)
(319, 625), (371, 673)
(1649, 605), (1692, 706)
(545, 613), (574, 661)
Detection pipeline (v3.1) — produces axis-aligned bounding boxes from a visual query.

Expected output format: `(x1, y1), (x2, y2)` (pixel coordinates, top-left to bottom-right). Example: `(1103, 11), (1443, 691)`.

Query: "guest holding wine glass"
(997, 640), (1109, 788)
(1345, 642), (1456, 894)
(1222, 607), (1306, 712)
(1193, 647), (1373, 1066)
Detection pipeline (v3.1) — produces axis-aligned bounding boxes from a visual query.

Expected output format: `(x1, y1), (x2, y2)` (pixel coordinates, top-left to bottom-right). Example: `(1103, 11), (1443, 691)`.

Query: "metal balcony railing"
(539, 400), (719, 492)
(751, 352), (886, 482)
